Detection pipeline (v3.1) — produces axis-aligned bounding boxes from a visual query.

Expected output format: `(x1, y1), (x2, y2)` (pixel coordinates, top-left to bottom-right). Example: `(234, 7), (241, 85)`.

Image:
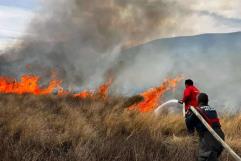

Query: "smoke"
(0, 0), (241, 112)
(113, 33), (241, 113)
(0, 0), (190, 88)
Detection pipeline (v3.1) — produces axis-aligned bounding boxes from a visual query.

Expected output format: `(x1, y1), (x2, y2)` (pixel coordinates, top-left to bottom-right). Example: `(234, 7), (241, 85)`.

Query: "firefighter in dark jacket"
(186, 93), (225, 161)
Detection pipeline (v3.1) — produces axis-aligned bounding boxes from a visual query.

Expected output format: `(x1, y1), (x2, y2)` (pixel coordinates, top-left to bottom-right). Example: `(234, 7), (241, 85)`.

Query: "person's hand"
(178, 100), (183, 104)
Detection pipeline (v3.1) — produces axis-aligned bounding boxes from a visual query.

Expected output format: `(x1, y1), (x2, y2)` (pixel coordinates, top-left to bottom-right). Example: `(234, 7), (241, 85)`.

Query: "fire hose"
(154, 100), (241, 161)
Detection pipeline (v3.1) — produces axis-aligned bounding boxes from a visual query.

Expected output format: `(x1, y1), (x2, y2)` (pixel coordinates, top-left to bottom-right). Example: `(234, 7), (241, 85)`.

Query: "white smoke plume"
(0, 0), (190, 87)
(0, 0), (241, 113)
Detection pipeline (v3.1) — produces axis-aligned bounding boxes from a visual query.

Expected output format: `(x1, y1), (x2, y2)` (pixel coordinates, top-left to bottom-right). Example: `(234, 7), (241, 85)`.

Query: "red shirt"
(182, 85), (200, 111)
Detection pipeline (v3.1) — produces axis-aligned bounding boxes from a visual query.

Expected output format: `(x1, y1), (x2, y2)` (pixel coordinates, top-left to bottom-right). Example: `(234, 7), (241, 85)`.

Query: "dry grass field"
(0, 94), (240, 161)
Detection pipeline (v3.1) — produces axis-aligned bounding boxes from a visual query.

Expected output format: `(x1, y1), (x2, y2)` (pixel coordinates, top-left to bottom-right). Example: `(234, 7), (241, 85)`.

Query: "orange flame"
(0, 75), (62, 95)
(74, 90), (94, 99)
(74, 78), (113, 99)
(97, 78), (113, 98)
(0, 73), (182, 107)
(129, 76), (183, 112)
(0, 73), (113, 100)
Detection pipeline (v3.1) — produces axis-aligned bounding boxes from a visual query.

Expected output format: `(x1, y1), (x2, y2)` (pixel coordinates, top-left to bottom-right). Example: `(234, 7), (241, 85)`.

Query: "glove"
(178, 100), (183, 104)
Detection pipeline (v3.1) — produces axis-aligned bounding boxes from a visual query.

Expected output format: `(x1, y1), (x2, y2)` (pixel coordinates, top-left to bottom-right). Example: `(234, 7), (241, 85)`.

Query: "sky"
(0, 0), (38, 50)
(0, 0), (241, 51)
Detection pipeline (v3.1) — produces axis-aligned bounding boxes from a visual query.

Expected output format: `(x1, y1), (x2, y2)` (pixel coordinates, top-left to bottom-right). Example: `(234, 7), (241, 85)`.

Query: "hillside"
(116, 32), (241, 111)
(1, 32), (241, 110)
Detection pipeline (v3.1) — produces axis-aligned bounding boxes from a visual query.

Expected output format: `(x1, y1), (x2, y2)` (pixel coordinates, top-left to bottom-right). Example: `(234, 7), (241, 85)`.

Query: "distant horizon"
(123, 31), (241, 50)
(1, 30), (241, 53)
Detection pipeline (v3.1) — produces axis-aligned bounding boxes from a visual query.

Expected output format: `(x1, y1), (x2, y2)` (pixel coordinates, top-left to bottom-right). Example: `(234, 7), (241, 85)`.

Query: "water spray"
(154, 99), (179, 115)
(155, 99), (186, 117)
(155, 100), (241, 161)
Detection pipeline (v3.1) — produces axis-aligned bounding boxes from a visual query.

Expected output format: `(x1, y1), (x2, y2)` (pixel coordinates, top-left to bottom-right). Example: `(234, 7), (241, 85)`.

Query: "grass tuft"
(0, 94), (240, 161)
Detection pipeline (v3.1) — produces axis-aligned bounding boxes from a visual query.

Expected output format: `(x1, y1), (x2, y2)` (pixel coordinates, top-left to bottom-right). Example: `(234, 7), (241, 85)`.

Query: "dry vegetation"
(0, 94), (240, 161)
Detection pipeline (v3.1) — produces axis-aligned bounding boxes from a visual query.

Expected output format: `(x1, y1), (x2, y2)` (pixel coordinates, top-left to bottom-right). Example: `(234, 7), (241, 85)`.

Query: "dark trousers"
(198, 128), (225, 161)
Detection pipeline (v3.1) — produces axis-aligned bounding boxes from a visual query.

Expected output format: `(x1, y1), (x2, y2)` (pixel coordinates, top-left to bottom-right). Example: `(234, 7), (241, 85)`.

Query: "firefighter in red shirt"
(179, 79), (200, 111)
(179, 79), (200, 133)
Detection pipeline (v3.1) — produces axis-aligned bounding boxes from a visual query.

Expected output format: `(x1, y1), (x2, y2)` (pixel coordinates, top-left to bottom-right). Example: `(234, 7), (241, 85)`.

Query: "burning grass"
(0, 94), (240, 161)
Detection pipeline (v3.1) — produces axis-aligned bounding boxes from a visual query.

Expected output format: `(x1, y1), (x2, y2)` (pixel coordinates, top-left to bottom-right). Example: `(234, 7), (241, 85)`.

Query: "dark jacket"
(185, 105), (221, 135)
(186, 105), (225, 161)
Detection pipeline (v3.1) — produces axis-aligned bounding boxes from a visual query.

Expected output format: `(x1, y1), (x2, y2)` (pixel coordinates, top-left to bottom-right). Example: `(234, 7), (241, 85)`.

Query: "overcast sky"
(0, 0), (37, 50)
(0, 0), (241, 50)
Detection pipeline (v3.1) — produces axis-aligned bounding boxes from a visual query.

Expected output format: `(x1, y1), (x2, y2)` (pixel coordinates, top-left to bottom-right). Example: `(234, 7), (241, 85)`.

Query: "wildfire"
(128, 76), (183, 112)
(0, 73), (114, 100)
(74, 90), (94, 99)
(0, 73), (182, 109)
(0, 75), (62, 95)
(74, 78), (113, 99)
